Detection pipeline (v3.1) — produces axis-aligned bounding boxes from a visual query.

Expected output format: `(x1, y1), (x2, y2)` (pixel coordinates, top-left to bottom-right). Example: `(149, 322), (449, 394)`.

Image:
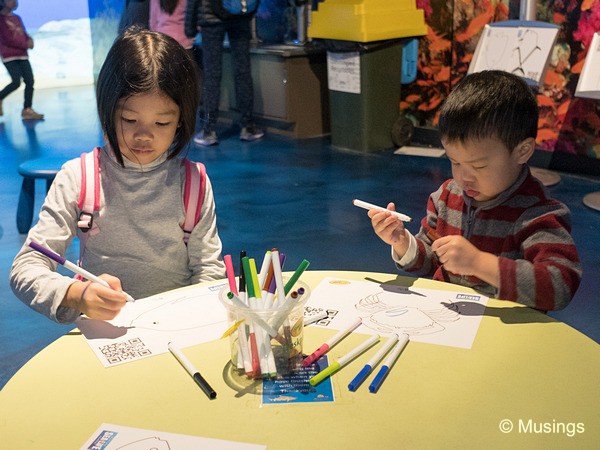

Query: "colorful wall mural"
(400, 0), (600, 171)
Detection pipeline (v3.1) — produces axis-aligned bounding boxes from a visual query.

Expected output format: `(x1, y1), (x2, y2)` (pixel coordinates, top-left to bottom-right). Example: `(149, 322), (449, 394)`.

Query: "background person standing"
(185, 0), (264, 146)
(0, 0), (44, 120)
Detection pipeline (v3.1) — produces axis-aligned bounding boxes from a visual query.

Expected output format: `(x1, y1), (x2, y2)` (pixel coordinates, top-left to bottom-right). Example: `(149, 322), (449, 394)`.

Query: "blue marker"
(368, 333), (410, 393)
(348, 333), (399, 391)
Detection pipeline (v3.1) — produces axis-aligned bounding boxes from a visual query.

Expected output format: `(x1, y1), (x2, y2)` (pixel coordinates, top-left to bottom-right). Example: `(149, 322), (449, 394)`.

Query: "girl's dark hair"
(438, 70), (539, 152)
(160, 0), (179, 15)
(96, 26), (199, 166)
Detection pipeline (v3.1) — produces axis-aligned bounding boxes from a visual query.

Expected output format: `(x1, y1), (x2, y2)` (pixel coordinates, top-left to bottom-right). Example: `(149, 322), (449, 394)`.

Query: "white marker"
(304, 309), (328, 326)
(309, 334), (381, 386)
(302, 317), (363, 367)
(352, 199), (412, 222)
(348, 333), (399, 391)
(369, 333), (410, 393)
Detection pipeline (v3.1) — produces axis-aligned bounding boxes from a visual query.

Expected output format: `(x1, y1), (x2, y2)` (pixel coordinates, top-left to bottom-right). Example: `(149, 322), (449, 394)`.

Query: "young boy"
(0, 0), (44, 120)
(367, 70), (581, 311)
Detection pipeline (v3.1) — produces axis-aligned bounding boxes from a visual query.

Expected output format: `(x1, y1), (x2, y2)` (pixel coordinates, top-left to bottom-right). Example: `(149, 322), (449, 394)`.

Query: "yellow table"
(1, 271), (599, 449)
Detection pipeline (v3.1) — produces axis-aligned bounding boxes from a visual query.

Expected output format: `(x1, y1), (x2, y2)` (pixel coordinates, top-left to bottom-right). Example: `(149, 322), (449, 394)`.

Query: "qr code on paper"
(304, 306), (339, 326)
(99, 338), (151, 364)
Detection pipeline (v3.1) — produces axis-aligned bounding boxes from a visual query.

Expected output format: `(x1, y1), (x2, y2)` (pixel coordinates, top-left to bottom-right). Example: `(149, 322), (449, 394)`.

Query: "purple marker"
(28, 241), (135, 302)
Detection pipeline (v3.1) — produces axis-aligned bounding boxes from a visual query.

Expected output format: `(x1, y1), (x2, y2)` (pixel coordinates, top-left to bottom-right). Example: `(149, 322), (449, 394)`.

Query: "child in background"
(0, 0), (43, 120)
(149, 0), (194, 56)
(366, 70), (581, 311)
(10, 28), (225, 323)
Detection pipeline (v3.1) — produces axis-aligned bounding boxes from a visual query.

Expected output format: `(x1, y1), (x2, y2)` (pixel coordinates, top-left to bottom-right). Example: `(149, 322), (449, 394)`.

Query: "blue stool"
(17, 157), (67, 234)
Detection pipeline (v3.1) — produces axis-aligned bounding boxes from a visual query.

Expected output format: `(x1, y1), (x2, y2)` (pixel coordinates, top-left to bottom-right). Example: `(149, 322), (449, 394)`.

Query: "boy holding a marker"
(366, 70), (581, 311)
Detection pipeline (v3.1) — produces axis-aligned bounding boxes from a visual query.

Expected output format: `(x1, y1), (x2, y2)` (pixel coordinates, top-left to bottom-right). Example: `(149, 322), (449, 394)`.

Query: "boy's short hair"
(96, 26), (199, 166)
(438, 70), (538, 152)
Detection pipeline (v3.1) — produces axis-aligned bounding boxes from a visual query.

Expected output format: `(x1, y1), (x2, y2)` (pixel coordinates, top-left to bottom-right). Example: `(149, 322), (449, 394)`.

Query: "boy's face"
(443, 136), (532, 202)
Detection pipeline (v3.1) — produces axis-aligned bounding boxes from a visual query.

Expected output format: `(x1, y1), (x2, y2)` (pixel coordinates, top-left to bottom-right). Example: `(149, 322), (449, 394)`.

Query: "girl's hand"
(368, 202), (410, 256)
(64, 276), (127, 320)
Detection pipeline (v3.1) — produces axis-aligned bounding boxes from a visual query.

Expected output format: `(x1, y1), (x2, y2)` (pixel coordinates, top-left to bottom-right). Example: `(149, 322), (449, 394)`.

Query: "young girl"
(0, 0), (44, 120)
(10, 28), (225, 323)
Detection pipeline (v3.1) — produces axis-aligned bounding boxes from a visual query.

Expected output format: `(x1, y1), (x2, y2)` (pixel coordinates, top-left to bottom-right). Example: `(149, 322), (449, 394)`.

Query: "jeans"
(201, 19), (254, 130)
(0, 60), (34, 109)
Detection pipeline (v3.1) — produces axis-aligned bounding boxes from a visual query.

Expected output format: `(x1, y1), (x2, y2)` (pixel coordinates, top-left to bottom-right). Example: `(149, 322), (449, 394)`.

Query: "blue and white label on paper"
(87, 430), (118, 450)
(262, 356), (335, 405)
(455, 293), (481, 302)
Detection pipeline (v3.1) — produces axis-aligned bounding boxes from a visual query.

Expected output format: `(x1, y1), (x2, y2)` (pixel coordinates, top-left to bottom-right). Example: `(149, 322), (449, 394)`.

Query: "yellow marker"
(221, 319), (245, 339)
(249, 258), (262, 300)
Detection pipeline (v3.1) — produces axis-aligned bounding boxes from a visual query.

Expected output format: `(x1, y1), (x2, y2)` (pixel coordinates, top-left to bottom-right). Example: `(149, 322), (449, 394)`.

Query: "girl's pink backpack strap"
(77, 147), (101, 232)
(182, 159), (206, 244)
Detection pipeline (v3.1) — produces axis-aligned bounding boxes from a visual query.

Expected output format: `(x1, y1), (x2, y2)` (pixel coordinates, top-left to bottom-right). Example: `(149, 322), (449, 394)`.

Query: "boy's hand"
(27, 37), (34, 49)
(432, 236), (499, 287)
(368, 202), (410, 256)
(63, 276), (127, 320)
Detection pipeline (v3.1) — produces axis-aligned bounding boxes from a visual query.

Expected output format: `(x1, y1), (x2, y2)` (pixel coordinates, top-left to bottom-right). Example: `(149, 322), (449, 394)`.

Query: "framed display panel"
(575, 31), (600, 100)
(468, 20), (559, 86)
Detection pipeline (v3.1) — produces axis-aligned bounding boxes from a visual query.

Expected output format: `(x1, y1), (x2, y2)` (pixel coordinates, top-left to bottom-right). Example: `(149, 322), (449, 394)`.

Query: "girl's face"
(114, 91), (181, 165)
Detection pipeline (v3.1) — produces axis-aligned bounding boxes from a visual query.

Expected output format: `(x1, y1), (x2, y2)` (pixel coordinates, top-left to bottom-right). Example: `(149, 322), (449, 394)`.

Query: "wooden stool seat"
(17, 157), (67, 234)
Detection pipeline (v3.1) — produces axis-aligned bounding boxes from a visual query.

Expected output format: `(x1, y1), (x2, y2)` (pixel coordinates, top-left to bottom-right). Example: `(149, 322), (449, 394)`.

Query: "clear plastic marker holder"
(219, 279), (311, 379)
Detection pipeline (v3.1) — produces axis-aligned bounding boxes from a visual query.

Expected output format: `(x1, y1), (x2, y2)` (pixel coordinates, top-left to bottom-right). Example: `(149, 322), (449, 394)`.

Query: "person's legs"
(0, 61), (23, 116)
(20, 61), (43, 120)
(227, 20), (253, 127)
(227, 19), (263, 141)
(20, 60), (34, 109)
(200, 24), (225, 133)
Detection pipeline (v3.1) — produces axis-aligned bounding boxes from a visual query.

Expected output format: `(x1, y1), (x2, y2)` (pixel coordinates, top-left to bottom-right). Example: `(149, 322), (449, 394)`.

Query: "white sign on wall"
(575, 31), (600, 100)
(469, 21), (559, 86)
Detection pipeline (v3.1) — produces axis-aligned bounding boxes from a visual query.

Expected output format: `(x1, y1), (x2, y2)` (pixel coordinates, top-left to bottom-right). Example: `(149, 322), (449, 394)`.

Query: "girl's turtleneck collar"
(101, 146), (170, 171)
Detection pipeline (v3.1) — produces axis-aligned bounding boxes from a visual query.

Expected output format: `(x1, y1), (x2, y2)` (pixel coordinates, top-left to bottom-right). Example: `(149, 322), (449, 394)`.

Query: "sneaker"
(21, 108), (44, 120)
(240, 125), (264, 142)
(193, 129), (218, 146)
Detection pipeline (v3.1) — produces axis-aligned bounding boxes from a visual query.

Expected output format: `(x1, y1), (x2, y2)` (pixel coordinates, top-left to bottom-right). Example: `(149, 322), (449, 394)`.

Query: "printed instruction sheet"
(305, 277), (488, 349)
(81, 423), (265, 450)
(76, 282), (229, 367)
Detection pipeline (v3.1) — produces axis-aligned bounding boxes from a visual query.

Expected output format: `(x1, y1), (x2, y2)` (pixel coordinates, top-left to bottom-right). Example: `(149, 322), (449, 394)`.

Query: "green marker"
(284, 259), (310, 295)
(241, 256), (255, 298)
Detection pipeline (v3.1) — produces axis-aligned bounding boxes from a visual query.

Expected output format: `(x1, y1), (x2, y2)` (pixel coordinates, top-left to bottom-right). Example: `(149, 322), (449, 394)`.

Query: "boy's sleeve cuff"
(391, 231), (417, 266)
